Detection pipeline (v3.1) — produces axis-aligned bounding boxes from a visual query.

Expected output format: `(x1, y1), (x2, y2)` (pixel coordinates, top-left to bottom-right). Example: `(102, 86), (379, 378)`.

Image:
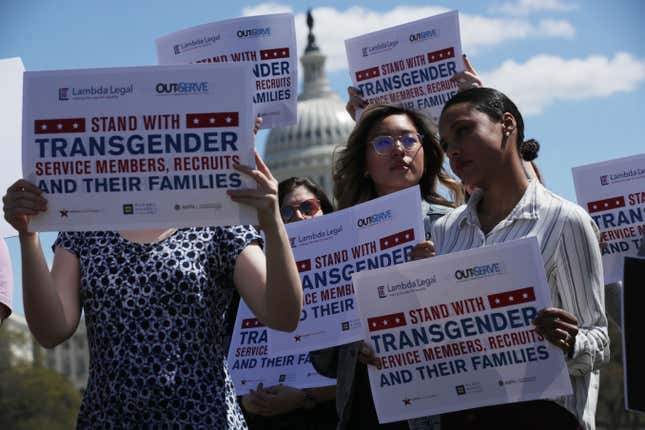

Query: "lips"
(452, 159), (472, 176)
(390, 160), (410, 171)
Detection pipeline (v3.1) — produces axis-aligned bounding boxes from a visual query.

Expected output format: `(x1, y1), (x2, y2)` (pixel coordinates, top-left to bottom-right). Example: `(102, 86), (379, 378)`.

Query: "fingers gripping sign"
(533, 307), (579, 357)
(228, 151), (281, 229)
(3, 179), (48, 235)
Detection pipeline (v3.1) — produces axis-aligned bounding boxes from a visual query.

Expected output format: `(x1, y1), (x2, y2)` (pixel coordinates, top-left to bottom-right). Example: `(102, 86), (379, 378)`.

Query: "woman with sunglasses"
(311, 104), (463, 430)
(230, 176), (337, 430)
(433, 87), (608, 430)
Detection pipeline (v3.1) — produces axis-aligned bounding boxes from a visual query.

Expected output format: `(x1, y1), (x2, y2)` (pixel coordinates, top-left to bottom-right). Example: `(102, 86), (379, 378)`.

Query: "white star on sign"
(225, 117), (232, 123)
(372, 322), (377, 327)
(384, 241), (389, 246)
(509, 296), (514, 301)
(495, 298), (500, 304)
(57, 123), (63, 129)
(72, 123), (78, 129)
(273, 52), (278, 57)
(523, 293), (528, 298)
(209, 117), (215, 124)
(282, 50), (286, 55)
(383, 320), (388, 326)
(395, 318), (400, 323)
(405, 234), (409, 239)
(41, 124), (47, 130)
(193, 118), (199, 124)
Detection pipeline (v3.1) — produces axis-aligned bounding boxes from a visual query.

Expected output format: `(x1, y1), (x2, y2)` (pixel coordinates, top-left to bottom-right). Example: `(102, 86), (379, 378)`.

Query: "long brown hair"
(332, 104), (463, 210)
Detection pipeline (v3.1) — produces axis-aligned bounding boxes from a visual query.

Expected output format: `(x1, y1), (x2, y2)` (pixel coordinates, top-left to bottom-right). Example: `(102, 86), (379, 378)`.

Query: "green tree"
(0, 364), (82, 430)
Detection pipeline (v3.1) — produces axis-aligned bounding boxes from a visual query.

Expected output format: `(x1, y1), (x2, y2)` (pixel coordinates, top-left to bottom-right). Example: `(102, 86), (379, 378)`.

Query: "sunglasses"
(369, 133), (423, 156)
(280, 199), (321, 222)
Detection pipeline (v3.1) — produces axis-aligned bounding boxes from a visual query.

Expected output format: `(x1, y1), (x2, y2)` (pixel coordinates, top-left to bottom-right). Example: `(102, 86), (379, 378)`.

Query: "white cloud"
(491, 0), (577, 16)
(242, 4), (576, 72)
(481, 53), (645, 115)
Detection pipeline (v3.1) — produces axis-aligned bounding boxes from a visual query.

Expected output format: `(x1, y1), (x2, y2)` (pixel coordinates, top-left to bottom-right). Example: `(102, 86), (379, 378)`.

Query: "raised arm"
(3, 179), (81, 347)
(228, 153), (302, 332)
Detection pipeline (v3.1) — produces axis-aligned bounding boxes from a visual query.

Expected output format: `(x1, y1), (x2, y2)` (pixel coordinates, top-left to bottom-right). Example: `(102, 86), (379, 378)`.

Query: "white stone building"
(264, 11), (354, 197)
(1, 313), (89, 390)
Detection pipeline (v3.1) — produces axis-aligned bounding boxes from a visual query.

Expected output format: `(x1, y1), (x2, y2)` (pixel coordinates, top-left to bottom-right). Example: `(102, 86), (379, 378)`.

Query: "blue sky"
(1, 0), (644, 316)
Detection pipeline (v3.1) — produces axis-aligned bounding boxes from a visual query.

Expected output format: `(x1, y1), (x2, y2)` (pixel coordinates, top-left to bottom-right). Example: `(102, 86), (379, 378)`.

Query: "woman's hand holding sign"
(533, 307), (579, 357)
(3, 179), (47, 236)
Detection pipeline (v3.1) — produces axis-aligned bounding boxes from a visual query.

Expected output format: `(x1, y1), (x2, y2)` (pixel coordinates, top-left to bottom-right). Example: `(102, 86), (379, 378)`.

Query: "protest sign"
(345, 10), (464, 123)
(622, 256), (645, 413)
(352, 237), (572, 423)
(572, 153), (645, 284)
(156, 13), (297, 129)
(22, 63), (256, 232)
(268, 186), (425, 355)
(227, 299), (335, 395)
(0, 57), (24, 237)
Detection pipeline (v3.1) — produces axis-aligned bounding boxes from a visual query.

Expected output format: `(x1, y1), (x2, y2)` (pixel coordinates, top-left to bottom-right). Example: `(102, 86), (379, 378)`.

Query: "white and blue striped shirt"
(432, 180), (609, 430)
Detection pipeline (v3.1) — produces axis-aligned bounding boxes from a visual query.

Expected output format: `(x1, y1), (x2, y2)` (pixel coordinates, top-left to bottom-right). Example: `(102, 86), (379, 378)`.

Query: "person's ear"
(502, 113), (516, 137)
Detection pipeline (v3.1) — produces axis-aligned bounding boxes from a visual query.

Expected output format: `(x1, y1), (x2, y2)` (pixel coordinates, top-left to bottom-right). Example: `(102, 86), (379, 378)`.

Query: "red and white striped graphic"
(260, 47), (290, 60)
(296, 259), (311, 273)
(587, 196), (625, 213)
(185, 112), (239, 128)
(380, 229), (415, 250)
(241, 318), (265, 329)
(34, 118), (86, 134)
(367, 312), (407, 332)
(427, 47), (455, 64)
(355, 66), (380, 82)
(488, 287), (536, 309)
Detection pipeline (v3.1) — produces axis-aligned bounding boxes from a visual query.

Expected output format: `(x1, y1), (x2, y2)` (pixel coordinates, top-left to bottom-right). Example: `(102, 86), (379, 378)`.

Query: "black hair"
(441, 87), (539, 161)
(278, 177), (334, 214)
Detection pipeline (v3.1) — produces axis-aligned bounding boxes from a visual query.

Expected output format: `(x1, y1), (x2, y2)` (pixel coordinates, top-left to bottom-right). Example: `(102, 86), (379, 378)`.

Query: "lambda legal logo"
(600, 175), (609, 186)
(377, 285), (387, 298)
(58, 88), (69, 101)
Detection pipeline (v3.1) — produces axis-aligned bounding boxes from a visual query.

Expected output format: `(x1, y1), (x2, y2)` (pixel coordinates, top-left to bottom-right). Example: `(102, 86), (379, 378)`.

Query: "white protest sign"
(345, 10), (464, 123)
(572, 153), (645, 284)
(22, 64), (256, 232)
(268, 186), (425, 355)
(227, 299), (335, 395)
(156, 13), (297, 129)
(0, 57), (25, 237)
(352, 237), (572, 423)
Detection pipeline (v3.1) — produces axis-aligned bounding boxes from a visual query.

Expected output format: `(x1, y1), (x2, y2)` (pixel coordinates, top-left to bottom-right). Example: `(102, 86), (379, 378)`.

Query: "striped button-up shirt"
(431, 180), (609, 430)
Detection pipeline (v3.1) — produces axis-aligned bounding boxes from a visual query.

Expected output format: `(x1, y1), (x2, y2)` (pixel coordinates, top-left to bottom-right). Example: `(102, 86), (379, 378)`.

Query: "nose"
(390, 138), (406, 156)
(293, 208), (306, 221)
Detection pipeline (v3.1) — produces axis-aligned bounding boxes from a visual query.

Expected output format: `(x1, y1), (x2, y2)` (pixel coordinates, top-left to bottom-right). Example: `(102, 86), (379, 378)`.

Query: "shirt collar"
(458, 179), (540, 228)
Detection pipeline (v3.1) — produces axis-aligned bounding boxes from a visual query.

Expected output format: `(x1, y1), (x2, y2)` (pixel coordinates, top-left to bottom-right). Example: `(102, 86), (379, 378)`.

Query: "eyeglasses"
(280, 199), (321, 222)
(369, 133), (423, 156)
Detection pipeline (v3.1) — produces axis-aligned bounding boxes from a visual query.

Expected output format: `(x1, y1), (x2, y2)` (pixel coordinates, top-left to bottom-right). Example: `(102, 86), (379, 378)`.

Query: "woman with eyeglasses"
(311, 104), (463, 430)
(222, 177), (337, 430)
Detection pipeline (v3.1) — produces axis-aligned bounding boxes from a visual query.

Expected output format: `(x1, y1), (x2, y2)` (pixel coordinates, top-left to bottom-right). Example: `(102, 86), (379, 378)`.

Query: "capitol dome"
(264, 11), (354, 197)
